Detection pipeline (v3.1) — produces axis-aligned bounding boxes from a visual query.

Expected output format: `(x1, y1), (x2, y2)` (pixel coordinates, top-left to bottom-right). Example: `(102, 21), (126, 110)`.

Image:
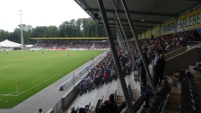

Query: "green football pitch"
(0, 50), (104, 108)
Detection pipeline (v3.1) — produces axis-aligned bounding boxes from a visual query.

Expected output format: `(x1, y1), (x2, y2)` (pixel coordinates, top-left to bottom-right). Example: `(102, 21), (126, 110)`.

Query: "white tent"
(0, 39), (22, 47)
(26, 45), (33, 48)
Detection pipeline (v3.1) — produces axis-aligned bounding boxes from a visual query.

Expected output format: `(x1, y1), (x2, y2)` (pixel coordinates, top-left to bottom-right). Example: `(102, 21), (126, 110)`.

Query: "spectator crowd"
(33, 30), (200, 113)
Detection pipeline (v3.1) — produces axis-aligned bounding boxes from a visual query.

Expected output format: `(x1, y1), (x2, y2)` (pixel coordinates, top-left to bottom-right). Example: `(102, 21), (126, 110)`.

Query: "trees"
(0, 30), (10, 41)
(31, 26), (59, 37)
(59, 18), (106, 37)
(0, 18), (106, 44)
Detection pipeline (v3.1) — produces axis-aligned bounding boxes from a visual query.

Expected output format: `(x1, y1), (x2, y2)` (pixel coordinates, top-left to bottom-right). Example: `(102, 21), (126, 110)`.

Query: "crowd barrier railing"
(187, 41), (201, 49)
(47, 51), (109, 113)
(59, 51), (108, 91)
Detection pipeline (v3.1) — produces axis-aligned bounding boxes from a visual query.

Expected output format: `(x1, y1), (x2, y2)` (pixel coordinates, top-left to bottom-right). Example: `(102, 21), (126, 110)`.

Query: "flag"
(16, 81), (18, 86)
(16, 81), (19, 96)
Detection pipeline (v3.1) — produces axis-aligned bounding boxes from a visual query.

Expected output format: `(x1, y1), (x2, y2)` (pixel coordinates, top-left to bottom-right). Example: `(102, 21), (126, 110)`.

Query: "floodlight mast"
(19, 10), (24, 49)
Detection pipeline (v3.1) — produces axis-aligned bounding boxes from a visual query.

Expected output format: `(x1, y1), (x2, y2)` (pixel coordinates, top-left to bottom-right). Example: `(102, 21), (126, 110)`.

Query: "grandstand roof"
(75, 0), (201, 37)
(30, 37), (108, 40)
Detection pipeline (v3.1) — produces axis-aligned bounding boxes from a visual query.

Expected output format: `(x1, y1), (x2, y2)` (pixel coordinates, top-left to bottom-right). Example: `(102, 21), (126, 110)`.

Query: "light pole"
(19, 10), (24, 49)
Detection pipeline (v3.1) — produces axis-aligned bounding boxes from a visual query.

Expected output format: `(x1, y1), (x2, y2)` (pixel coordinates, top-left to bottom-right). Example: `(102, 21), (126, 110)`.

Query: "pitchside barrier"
(47, 51), (108, 113)
(59, 62), (95, 91)
(59, 50), (108, 91)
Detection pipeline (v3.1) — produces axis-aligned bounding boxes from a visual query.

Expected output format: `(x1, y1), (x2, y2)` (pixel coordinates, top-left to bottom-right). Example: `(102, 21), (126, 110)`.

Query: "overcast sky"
(0, 0), (90, 32)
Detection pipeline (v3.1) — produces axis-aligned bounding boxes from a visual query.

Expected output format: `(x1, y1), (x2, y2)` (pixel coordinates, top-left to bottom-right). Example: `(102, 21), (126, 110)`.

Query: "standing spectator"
(137, 51), (149, 86)
(158, 54), (166, 85)
(153, 52), (160, 86)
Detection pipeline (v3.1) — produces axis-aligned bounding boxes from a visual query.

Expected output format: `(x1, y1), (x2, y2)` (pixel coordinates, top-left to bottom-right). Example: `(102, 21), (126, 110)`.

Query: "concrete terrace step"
(103, 81), (116, 101)
(164, 87), (180, 113)
(137, 97), (155, 113)
(169, 75), (181, 87)
(116, 96), (124, 105)
(66, 74), (131, 112)
(140, 107), (150, 113)
(164, 110), (179, 113)
(132, 90), (141, 99)
(66, 81), (110, 112)
(92, 82), (113, 107)
(187, 68), (201, 80)
(164, 66), (201, 113)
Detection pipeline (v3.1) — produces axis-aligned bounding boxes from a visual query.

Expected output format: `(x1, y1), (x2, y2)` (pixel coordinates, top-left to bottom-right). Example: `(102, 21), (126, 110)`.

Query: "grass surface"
(0, 50), (103, 108)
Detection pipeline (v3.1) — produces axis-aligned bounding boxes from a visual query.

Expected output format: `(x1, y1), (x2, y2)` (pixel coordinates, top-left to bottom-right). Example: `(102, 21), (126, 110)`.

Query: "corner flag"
(16, 81), (18, 86)
(16, 81), (19, 96)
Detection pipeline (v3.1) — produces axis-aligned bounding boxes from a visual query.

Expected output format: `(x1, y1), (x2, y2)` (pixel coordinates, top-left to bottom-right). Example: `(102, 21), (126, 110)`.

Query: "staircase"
(90, 42), (95, 49)
(164, 86), (180, 113)
(164, 61), (201, 113)
(65, 72), (141, 113)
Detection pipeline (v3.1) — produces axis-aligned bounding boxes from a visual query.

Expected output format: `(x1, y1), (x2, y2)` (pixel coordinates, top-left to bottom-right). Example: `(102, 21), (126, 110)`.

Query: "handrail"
(187, 41), (201, 48)
(59, 51), (108, 91)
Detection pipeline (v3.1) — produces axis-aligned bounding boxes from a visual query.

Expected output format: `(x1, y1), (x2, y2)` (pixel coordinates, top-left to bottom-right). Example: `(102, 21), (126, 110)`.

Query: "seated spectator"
(165, 43), (172, 51)
(96, 94), (118, 113)
(143, 79), (170, 108)
(79, 107), (86, 113)
(79, 78), (88, 94)
(102, 72), (109, 82)
(71, 107), (77, 113)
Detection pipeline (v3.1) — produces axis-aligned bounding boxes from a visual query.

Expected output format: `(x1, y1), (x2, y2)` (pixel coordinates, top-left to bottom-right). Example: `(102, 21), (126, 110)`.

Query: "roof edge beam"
(86, 8), (176, 17)
(99, 23), (153, 28)
(97, 17), (161, 24)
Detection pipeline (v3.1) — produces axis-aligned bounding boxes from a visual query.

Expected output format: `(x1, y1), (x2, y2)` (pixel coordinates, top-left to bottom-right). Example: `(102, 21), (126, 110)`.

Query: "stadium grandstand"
(1, 0), (201, 113)
(30, 37), (109, 50)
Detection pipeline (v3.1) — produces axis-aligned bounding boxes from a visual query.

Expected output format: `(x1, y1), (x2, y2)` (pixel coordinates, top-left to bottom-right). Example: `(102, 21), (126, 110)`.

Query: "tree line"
(0, 18), (106, 44)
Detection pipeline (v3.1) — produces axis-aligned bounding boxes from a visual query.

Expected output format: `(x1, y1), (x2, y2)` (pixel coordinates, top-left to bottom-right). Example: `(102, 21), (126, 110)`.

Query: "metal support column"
(120, 0), (157, 92)
(116, 23), (127, 50)
(96, 0), (135, 113)
(112, 0), (136, 71)
(115, 18), (128, 51)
